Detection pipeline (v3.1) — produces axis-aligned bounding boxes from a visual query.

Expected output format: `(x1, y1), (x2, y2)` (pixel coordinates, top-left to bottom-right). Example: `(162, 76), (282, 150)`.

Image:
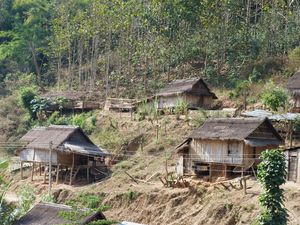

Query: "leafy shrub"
(41, 193), (56, 203)
(136, 99), (157, 121)
(18, 87), (37, 119)
(174, 98), (188, 119)
(256, 149), (288, 225)
(261, 81), (288, 111)
(288, 46), (300, 70)
(126, 189), (136, 201)
(18, 185), (37, 215)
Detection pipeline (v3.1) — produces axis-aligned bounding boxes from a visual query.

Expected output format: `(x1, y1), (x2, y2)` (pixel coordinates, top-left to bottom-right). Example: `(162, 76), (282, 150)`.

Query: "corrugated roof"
(21, 125), (109, 157)
(156, 78), (217, 98)
(189, 118), (281, 141)
(241, 109), (300, 121)
(15, 202), (105, 225)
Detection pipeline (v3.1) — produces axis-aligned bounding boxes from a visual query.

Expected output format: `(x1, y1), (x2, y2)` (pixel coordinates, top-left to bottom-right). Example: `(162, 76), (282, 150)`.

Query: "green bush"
(261, 81), (288, 111)
(174, 98), (188, 118)
(256, 149), (288, 225)
(18, 87), (37, 119)
(18, 185), (37, 215)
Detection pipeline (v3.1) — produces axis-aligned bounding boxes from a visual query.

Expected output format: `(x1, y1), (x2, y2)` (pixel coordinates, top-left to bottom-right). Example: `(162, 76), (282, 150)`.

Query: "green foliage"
(288, 46), (300, 70)
(18, 87), (37, 118)
(41, 193), (56, 203)
(18, 184), (37, 215)
(174, 98), (188, 118)
(136, 100), (158, 121)
(126, 189), (136, 201)
(256, 149), (288, 225)
(261, 81), (288, 111)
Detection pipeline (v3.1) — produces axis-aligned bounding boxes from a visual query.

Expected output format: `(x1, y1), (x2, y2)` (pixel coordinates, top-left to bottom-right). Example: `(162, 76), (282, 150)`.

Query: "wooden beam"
(39, 163), (42, 176)
(69, 153), (75, 185)
(56, 164), (60, 185)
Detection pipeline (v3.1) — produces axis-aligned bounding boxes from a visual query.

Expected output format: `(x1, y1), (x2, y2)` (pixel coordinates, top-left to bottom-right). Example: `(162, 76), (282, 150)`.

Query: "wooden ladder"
(65, 167), (80, 185)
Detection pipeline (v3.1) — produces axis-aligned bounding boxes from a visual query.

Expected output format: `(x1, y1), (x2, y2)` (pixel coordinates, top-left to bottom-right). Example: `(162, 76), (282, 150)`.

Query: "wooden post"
(39, 163), (42, 176)
(209, 164), (212, 182)
(224, 164), (228, 179)
(31, 149), (36, 181)
(43, 165), (47, 184)
(70, 153), (75, 185)
(49, 142), (53, 193)
(56, 164), (60, 185)
(87, 167), (89, 183)
(20, 161), (23, 180)
(87, 156), (90, 183)
(243, 177), (247, 195)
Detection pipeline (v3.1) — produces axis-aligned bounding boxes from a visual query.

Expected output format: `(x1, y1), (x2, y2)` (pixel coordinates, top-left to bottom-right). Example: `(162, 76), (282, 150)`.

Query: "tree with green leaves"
(256, 149), (288, 225)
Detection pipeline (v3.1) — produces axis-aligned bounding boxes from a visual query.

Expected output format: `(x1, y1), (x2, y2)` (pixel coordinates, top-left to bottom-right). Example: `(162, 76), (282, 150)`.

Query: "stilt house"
(176, 118), (283, 180)
(18, 125), (110, 185)
(15, 202), (106, 225)
(287, 71), (300, 112)
(154, 78), (217, 109)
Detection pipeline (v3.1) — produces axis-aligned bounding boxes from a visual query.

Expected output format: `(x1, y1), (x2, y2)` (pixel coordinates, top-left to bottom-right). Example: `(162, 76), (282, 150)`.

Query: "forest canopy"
(1, 0), (300, 97)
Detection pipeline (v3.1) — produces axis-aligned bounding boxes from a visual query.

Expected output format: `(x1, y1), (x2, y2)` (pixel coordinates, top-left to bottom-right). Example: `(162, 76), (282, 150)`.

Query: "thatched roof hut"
(157, 78), (217, 98)
(176, 118), (283, 180)
(20, 125), (109, 157)
(287, 71), (300, 111)
(18, 125), (110, 185)
(14, 202), (106, 225)
(189, 118), (283, 144)
(40, 91), (101, 110)
(155, 78), (217, 109)
(41, 91), (87, 101)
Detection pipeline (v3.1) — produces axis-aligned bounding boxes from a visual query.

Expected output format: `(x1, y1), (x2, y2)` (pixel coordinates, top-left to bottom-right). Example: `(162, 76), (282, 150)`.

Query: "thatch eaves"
(287, 71), (300, 95)
(41, 91), (87, 101)
(189, 117), (283, 142)
(20, 125), (110, 157)
(156, 78), (217, 99)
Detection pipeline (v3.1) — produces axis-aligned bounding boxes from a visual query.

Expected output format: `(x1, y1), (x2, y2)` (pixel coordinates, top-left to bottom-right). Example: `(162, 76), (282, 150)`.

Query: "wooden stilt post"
(87, 167), (89, 183)
(56, 164), (60, 184)
(87, 156), (90, 183)
(20, 161), (23, 180)
(44, 165), (47, 184)
(31, 150), (36, 181)
(49, 142), (53, 193)
(70, 153), (75, 185)
(39, 163), (42, 176)
(209, 164), (212, 182)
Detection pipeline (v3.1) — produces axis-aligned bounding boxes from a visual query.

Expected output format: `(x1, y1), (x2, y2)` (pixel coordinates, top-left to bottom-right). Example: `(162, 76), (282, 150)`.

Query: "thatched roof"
(156, 78), (217, 98)
(20, 125), (110, 157)
(41, 91), (87, 101)
(287, 71), (300, 95)
(189, 118), (283, 142)
(14, 202), (106, 225)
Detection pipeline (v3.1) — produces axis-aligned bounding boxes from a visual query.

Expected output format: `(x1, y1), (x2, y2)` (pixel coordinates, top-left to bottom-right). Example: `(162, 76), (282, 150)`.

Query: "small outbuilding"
(284, 147), (300, 183)
(287, 71), (300, 112)
(176, 118), (283, 180)
(14, 202), (106, 225)
(154, 78), (217, 109)
(41, 91), (101, 111)
(18, 125), (110, 185)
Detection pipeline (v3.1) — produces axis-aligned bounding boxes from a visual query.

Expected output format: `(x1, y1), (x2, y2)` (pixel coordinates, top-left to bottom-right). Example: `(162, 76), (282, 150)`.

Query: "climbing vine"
(257, 149), (288, 225)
